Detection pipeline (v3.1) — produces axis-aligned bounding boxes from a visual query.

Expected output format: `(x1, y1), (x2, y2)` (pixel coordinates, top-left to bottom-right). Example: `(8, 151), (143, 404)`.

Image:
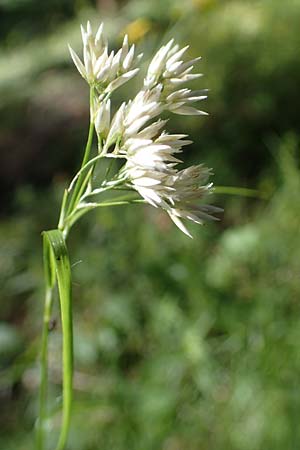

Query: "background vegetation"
(1, 0), (300, 449)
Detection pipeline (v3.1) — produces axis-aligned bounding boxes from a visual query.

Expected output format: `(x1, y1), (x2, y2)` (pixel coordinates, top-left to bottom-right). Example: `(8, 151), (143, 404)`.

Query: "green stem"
(58, 189), (69, 231)
(54, 254), (73, 450)
(46, 230), (73, 450)
(214, 185), (265, 198)
(66, 88), (95, 216)
(37, 235), (56, 450)
(36, 286), (54, 450)
(38, 231), (73, 450)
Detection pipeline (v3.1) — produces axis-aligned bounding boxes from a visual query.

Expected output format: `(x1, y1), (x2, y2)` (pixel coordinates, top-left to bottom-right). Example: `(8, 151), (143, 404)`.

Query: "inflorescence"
(67, 21), (221, 237)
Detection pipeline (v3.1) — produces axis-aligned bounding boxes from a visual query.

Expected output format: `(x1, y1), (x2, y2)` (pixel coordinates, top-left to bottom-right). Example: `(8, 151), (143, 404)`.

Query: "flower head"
(69, 22), (142, 94)
(143, 39), (208, 116)
(123, 133), (221, 237)
(68, 23), (221, 237)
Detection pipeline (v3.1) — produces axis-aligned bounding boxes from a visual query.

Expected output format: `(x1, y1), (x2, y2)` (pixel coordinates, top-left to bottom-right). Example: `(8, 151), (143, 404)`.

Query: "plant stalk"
(66, 88), (95, 217)
(37, 237), (56, 450)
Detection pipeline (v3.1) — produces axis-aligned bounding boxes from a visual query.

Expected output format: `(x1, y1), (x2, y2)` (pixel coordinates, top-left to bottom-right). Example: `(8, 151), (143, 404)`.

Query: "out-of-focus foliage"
(1, 1), (300, 449)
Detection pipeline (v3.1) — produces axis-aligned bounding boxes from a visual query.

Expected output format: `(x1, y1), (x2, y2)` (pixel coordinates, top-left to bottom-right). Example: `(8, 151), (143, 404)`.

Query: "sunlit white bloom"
(144, 39), (176, 89)
(144, 39), (207, 115)
(120, 124), (221, 237)
(165, 165), (222, 237)
(166, 88), (208, 115)
(123, 86), (163, 138)
(123, 132), (187, 174)
(124, 137), (183, 170)
(135, 119), (167, 140)
(144, 39), (202, 89)
(95, 98), (111, 137)
(105, 102), (126, 148)
(155, 132), (193, 149)
(69, 22), (142, 93)
(68, 22), (221, 236)
(103, 87), (163, 152)
(125, 158), (221, 237)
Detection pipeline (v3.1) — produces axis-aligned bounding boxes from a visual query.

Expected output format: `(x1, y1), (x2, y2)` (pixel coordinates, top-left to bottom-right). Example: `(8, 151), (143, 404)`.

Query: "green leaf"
(42, 229), (73, 450)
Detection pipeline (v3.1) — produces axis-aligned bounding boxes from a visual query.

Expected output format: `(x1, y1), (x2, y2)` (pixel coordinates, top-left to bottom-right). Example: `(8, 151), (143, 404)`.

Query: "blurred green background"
(1, 0), (300, 449)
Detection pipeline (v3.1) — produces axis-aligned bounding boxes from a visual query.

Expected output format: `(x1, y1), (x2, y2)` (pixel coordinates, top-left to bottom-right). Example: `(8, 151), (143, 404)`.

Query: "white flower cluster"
(122, 134), (221, 238)
(69, 21), (142, 94)
(144, 39), (208, 116)
(69, 22), (221, 237)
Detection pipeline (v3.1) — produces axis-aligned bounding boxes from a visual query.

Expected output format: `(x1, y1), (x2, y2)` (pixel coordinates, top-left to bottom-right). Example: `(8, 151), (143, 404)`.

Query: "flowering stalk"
(37, 21), (221, 450)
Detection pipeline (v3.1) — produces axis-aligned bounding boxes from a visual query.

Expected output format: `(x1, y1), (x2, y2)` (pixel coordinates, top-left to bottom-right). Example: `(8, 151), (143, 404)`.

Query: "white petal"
(168, 212), (193, 238)
(83, 45), (93, 78)
(95, 23), (104, 44)
(167, 73), (202, 86)
(133, 177), (162, 187)
(170, 105), (208, 115)
(186, 95), (208, 102)
(106, 102), (126, 143)
(86, 21), (92, 37)
(125, 138), (152, 151)
(94, 48), (108, 74)
(165, 60), (183, 74)
(137, 120), (167, 139)
(182, 73), (203, 81)
(120, 34), (129, 63)
(166, 45), (189, 66)
(174, 57), (202, 75)
(80, 24), (88, 46)
(95, 99), (111, 135)
(106, 68), (139, 92)
(135, 187), (161, 207)
(123, 44), (135, 70)
(68, 45), (86, 79)
(112, 48), (122, 67)
(125, 115), (151, 136)
(166, 89), (189, 102)
(148, 39), (174, 76)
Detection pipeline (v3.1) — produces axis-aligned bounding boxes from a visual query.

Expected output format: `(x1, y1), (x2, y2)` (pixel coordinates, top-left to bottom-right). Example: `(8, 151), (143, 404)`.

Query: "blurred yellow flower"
(122, 18), (152, 43)
(192, 0), (216, 11)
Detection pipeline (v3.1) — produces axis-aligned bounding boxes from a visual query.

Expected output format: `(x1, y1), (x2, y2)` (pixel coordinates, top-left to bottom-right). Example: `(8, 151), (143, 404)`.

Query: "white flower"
(144, 40), (202, 89)
(105, 102), (126, 148)
(123, 86), (163, 137)
(123, 131), (221, 237)
(165, 165), (219, 237)
(103, 87), (163, 152)
(166, 165), (223, 237)
(144, 39), (207, 115)
(95, 98), (111, 137)
(68, 22), (142, 93)
(144, 39), (176, 89)
(69, 23), (220, 236)
(166, 88), (208, 115)
(125, 139), (182, 170)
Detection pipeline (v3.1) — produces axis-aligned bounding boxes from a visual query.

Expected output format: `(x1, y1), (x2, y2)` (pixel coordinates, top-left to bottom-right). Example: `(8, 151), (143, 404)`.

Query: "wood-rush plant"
(37, 21), (222, 450)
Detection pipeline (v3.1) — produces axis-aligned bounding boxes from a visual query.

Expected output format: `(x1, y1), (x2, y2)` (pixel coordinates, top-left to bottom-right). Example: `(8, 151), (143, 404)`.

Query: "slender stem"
(36, 287), (53, 450)
(80, 176), (128, 199)
(37, 240), (56, 450)
(214, 185), (265, 198)
(67, 153), (125, 196)
(50, 231), (73, 450)
(54, 274), (73, 450)
(66, 88), (95, 216)
(67, 154), (104, 194)
(58, 189), (69, 231)
(40, 230), (73, 450)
